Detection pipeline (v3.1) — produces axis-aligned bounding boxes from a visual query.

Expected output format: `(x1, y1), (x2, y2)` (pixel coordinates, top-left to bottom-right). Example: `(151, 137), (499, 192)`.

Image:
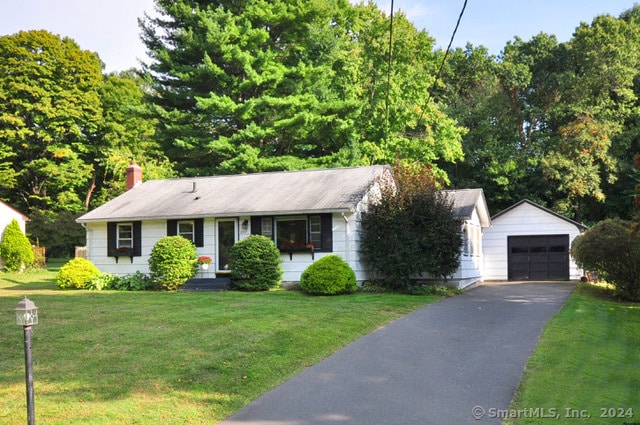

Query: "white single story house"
(482, 199), (586, 281)
(77, 164), (491, 288)
(77, 164), (394, 283)
(0, 200), (30, 269)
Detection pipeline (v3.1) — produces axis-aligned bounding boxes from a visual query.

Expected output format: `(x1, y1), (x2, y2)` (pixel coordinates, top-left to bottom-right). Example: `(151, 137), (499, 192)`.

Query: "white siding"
(482, 202), (583, 281)
(0, 202), (27, 236)
(85, 213), (370, 282)
(0, 202), (29, 269)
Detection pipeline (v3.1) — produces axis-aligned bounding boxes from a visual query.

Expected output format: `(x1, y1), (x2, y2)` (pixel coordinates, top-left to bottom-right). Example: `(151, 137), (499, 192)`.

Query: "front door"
(217, 220), (236, 272)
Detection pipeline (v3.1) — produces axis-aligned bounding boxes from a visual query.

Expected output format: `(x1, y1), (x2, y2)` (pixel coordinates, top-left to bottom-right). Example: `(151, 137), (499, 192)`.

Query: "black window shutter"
(251, 216), (262, 235)
(133, 221), (142, 256)
(167, 220), (177, 236)
(320, 213), (333, 252)
(107, 222), (117, 255)
(194, 218), (204, 247)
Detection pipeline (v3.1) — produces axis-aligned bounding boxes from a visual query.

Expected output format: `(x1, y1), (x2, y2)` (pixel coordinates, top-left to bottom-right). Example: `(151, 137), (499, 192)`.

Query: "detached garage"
(483, 200), (586, 281)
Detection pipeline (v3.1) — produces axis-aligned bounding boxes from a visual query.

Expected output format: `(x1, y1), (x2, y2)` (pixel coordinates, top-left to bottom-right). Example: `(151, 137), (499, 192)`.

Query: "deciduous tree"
(0, 30), (104, 213)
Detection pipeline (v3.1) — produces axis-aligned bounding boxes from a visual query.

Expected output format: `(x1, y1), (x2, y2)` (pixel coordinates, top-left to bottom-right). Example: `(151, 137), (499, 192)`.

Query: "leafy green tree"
(0, 219), (34, 272)
(27, 209), (86, 258)
(350, 4), (465, 178)
(437, 44), (534, 212)
(0, 30), (104, 213)
(439, 7), (640, 221)
(90, 71), (175, 207)
(360, 163), (461, 290)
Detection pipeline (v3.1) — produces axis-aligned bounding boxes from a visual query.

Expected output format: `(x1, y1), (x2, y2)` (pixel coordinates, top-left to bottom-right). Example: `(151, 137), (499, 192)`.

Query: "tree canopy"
(139, 0), (465, 176)
(3, 3), (640, 250)
(438, 6), (640, 222)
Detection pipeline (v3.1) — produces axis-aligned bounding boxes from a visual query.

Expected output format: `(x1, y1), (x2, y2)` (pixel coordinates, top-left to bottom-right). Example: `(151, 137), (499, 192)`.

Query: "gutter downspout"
(341, 213), (350, 267)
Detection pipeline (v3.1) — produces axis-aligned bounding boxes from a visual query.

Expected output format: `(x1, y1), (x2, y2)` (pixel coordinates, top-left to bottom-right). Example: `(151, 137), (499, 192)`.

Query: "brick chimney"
(126, 163), (142, 190)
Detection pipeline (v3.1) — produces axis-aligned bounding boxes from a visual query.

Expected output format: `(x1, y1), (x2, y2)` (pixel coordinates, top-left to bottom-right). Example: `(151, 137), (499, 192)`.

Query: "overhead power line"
(417, 0), (469, 129)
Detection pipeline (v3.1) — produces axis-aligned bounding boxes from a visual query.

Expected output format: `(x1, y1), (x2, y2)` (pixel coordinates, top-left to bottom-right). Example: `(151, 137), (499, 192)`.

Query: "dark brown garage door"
(508, 235), (569, 280)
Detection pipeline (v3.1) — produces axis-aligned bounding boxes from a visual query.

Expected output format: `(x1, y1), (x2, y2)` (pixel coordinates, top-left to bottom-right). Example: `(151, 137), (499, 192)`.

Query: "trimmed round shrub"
(56, 258), (101, 289)
(300, 254), (357, 295)
(0, 219), (34, 272)
(230, 235), (282, 291)
(148, 236), (198, 291)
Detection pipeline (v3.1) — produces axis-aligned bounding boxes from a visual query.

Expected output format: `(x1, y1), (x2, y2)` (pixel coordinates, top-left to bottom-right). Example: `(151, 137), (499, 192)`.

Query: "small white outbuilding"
(482, 199), (586, 281)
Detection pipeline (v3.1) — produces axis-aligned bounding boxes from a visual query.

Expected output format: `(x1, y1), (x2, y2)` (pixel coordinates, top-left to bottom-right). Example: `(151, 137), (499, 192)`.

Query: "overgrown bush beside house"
(571, 218), (640, 301)
(360, 162), (462, 291)
(230, 235), (282, 291)
(56, 258), (101, 289)
(148, 236), (198, 291)
(0, 219), (35, 272)
(300, 255), (357, 295)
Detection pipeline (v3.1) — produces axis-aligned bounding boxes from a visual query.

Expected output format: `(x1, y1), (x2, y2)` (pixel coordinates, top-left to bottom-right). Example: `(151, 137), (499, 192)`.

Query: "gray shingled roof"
(442, 189), (491, 227)
(78, 165), (391, 222)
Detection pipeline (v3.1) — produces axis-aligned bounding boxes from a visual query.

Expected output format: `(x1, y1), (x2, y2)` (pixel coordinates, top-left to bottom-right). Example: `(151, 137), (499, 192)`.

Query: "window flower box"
(110, 247), (134, 263)
(280, 243), (315, 260)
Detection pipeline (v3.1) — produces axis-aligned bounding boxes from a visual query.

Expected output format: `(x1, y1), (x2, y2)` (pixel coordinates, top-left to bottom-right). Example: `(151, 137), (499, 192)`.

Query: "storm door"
(217, 220), (237, 272)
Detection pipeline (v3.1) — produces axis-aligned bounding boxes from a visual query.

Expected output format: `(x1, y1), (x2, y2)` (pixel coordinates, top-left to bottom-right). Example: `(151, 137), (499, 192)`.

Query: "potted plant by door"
(197, 256), (213, 270)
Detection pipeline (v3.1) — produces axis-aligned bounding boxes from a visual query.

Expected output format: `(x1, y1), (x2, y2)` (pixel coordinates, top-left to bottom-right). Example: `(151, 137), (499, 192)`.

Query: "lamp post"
(15, 296), (38, 425)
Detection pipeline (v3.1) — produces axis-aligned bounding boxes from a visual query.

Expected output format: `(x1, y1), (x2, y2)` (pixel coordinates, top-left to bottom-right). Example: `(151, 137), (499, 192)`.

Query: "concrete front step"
(181, 277), (231, 291)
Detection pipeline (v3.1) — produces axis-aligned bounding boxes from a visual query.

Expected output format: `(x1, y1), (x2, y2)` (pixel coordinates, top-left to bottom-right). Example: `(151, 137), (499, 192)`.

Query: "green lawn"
(507, 283), (640, 424)
(0, 263), (439, 424)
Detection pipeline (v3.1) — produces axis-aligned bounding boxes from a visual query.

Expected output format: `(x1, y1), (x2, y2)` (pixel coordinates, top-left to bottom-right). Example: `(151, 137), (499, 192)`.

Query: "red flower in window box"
(281, 242), (315, 251)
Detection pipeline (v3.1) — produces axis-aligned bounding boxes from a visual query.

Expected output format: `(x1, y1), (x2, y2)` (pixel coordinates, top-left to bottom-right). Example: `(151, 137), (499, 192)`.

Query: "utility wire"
(418, 0), (469, 127)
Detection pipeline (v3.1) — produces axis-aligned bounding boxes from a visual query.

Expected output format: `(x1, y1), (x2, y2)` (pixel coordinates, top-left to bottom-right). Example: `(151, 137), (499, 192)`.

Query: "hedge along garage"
(482, 200), (587, 281)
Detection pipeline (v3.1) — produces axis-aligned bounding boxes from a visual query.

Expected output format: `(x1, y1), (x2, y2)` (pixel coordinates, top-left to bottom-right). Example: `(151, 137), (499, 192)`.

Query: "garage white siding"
(483, 200), (585, 281)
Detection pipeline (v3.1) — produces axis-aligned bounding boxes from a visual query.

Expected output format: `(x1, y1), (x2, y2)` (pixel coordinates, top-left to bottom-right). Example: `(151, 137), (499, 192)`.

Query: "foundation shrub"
(300, 255), (357, 295)
(149, 236), (197, 291)
(230, 235), (282, 291)
(56, 258), (101, 289)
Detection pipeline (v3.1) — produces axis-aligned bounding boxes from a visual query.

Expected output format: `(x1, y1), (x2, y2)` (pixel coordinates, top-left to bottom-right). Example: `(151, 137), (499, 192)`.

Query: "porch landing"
(181, 277), (231, 291)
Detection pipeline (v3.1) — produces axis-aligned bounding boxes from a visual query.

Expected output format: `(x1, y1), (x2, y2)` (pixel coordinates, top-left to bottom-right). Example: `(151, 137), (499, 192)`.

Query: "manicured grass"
(507, 283), (640, 424)
(0, 264), (440, 424)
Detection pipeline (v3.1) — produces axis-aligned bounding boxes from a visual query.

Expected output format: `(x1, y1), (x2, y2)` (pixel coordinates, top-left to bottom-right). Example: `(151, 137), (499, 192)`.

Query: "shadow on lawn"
(0, 278), (57, 291)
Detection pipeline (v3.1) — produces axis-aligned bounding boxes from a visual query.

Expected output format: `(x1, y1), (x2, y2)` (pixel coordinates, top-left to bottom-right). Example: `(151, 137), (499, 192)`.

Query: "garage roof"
(491, 199), (587, 230)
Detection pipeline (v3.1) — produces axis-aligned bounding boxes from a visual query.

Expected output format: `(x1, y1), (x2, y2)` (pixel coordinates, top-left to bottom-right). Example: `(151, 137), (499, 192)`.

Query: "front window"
(309, 215), (321, 247)
(178, 221), (195, 242)
(261, 217), (273, 238)
(276, 217), (307, 249)
(117, 223), (133, 249)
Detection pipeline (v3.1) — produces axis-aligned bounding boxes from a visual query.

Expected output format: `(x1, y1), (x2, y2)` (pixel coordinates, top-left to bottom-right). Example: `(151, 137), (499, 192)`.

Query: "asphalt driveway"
(220, 281), (575, 425)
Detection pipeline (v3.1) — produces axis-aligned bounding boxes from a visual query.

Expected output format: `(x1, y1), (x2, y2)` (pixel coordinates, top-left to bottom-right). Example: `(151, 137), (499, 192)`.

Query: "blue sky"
(1, 0), (637, 72)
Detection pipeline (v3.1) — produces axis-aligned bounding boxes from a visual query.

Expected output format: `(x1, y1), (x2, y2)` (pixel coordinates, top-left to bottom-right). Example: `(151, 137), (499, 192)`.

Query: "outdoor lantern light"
(15, 296), (38, 326)
(15, 296), (38, 425)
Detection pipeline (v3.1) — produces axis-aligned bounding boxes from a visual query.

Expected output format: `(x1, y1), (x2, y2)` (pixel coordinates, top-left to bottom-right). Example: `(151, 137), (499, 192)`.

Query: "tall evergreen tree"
(140, 0), (466, 176)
